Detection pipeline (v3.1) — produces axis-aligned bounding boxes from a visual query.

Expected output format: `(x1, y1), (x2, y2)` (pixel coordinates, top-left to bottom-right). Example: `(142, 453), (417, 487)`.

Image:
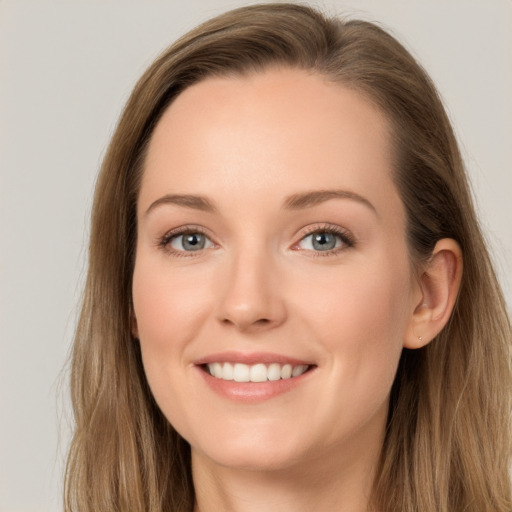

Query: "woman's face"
(132, 68), (421, 473)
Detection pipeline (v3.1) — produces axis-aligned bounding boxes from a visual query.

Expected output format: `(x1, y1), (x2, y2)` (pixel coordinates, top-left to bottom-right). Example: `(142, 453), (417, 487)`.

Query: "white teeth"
(222, 362), (234, 380)
(212, 362), (223, 379)
(268, 363), (282, 381)
(206, 362), (309, 382)
(250, 363), (267, 383)
(292, 364), (308, 377)
(281, 364), (292, 379)
(233, 363), (250, 382)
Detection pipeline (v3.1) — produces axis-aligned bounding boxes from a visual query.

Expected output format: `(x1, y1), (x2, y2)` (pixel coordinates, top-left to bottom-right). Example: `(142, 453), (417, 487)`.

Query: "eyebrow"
(145, 189), (377, 216)
(145, 194), (217, 215)
(283, 189), (377, 215)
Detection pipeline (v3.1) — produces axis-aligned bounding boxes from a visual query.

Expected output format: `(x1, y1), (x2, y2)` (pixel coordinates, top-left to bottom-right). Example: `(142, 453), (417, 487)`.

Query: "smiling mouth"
(203, 362), (312, 382)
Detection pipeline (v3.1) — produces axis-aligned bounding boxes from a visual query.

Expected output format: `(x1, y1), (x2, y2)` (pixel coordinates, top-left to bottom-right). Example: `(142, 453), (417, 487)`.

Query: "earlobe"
(404, 238), (463, 349)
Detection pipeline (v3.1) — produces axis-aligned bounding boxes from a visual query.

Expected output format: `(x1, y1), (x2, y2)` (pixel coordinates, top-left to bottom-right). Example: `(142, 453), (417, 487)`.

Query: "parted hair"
(64, 3), (512, 511)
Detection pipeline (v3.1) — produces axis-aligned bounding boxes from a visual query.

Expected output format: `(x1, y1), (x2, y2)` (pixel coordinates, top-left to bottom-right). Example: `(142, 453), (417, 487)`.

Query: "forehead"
(140, 67), (400, 219)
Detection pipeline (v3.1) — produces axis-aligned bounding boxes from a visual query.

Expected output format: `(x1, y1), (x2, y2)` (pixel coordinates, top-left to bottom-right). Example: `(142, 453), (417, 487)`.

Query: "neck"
(192, 439), (380, 512)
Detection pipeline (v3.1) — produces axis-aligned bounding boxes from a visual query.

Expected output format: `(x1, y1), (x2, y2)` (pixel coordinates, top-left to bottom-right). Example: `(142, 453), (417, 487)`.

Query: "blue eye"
(169, 232), (213, 252)
(298, 230), (346, 252)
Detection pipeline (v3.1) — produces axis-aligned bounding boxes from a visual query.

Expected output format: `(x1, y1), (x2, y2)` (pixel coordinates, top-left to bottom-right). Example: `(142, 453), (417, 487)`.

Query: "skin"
(132, 68), (461, 512)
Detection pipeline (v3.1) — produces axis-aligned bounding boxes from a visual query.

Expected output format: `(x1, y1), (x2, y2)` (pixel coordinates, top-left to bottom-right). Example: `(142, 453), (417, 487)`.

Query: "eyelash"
(158, 223), (355, 258)
(158, 225), (213, 258)
(295, 224), (355, 257)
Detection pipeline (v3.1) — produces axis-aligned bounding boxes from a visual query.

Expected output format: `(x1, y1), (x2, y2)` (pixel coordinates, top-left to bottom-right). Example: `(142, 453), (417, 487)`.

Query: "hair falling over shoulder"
(64, 3), (512, 511)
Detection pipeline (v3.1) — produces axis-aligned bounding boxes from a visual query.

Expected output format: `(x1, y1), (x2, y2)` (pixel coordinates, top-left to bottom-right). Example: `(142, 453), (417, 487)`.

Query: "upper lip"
(193, 351), (314, 366)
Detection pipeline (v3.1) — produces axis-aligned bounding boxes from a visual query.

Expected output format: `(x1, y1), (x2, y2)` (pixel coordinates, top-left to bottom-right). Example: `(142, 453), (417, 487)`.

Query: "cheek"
(301, 254), (411, 330)
(131, 255), (213, 426)
(132, 255), (210, 349)
(131, 255), (208, 408)
(299, 253), (412, 392)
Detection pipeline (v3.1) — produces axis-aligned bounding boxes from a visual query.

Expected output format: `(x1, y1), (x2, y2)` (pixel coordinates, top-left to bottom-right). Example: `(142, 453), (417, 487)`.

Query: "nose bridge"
(217, 236), (286, 331)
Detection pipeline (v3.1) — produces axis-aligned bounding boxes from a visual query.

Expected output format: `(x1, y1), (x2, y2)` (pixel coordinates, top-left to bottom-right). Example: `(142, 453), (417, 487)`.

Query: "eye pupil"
(312, 232), (336, 251)
(183, 233), (205, 251)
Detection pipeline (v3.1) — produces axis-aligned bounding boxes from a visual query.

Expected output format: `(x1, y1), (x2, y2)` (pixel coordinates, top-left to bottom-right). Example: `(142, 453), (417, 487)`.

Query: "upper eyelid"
(299, 223), (345, 235)
(297, 223), (353, 241)
(160, 225), (212, 242)
(295, 224), (352, 246)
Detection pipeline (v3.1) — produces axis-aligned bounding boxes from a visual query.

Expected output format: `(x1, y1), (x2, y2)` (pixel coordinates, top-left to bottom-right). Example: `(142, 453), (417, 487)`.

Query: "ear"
(404, 238), (463, 349)
(130, 309), (139, 340)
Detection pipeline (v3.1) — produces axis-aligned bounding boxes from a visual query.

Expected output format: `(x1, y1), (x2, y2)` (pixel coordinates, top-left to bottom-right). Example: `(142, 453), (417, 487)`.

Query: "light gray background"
(1, 1), (510, 510)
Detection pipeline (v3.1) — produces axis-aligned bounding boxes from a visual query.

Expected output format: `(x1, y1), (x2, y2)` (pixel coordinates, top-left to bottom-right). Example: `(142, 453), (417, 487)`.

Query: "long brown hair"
(65, 4), (512, 511)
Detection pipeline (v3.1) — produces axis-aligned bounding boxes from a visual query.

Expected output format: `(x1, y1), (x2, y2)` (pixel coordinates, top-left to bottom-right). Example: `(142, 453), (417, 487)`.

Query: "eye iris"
(182, 233), (205, 251)
(312, 232), (337, 250)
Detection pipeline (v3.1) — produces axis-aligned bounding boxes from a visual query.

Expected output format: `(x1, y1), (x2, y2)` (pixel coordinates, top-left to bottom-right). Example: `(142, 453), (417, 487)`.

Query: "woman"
(64, 3), (512, 511)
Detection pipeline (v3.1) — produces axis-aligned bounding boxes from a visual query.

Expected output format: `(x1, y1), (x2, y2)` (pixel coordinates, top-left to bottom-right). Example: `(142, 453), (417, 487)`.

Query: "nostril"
(221, 316), (273, 330)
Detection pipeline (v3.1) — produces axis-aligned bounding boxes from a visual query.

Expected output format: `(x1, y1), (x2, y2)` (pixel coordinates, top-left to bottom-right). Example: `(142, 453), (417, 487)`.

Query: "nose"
(216, 246), (287, 333)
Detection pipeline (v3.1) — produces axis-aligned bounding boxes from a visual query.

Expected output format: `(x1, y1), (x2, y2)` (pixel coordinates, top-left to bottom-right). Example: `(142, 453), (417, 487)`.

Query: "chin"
(190, 427), (307, 472)
(196, 448), (303, 473)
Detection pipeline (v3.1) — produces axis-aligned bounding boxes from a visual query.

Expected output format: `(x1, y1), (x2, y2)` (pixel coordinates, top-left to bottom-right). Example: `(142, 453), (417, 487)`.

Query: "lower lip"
(196, 366), (314, 403)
